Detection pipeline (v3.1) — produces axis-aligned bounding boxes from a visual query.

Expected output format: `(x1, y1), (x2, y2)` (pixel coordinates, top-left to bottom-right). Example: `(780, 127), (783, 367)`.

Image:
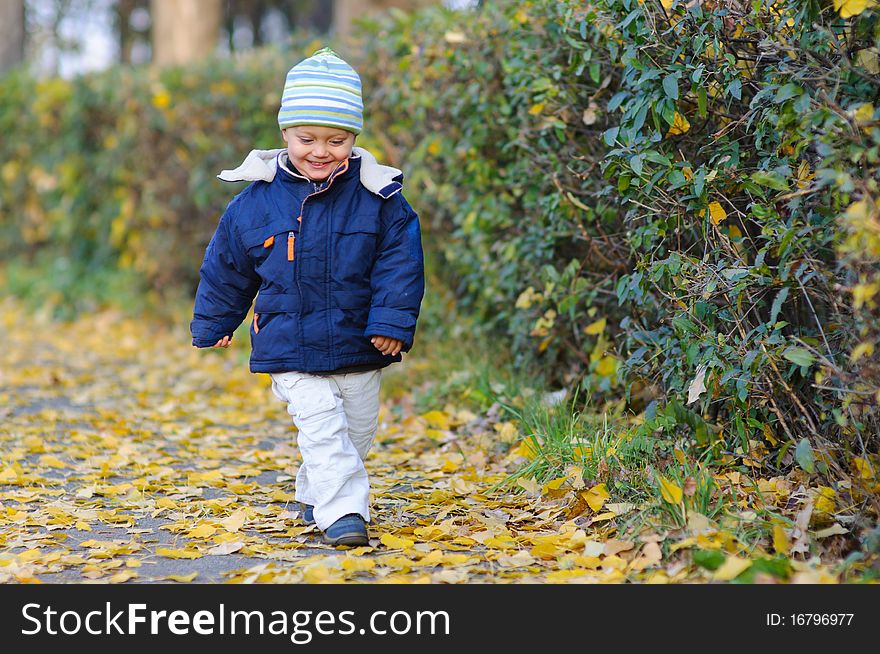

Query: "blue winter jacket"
(190, 152), (425, 374)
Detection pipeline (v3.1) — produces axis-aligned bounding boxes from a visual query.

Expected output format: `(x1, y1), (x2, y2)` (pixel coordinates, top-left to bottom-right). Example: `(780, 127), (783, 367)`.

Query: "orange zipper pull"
(287, 232), (295, 261)
(253, 313), (260, 334)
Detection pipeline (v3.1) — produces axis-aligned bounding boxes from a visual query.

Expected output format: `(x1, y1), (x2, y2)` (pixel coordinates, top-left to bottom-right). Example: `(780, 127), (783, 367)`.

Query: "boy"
(190, 48), (425, 547)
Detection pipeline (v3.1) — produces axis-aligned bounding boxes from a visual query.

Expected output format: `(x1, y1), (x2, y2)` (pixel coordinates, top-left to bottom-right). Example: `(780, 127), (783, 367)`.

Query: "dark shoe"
(323, 513), (368, 546)
(296, 503), (315, 525)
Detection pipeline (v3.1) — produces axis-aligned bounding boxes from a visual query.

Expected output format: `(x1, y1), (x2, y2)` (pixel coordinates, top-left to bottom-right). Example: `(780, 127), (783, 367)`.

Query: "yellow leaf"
(75, 521), (91, 531)
(852, 282), (879, 309)
(189, 470), (222, 483)
(341, 557), (376, 572)
(708, 201), (727, 225)
(380, 533), (415, 549)
(850, 341), (874, 362)
(421, 410), (450, 430)
(814, 486), (836, 514)
(164, 572), (198, 582)
(152, 92), (171, 109)
(155, 498), (178, 509)
(833, 0), (877, 19)
(529, 102), (545, 116)
(108, 571), (138, 584)
(530, 543), (561, 560)
(713, 556), (752, 581)
(271, 489), (296, 502)
(584, 318), (606, 335)
(542, 475), (570, 496)
(156, 548), (202, 560)
(413, 525), (448, 540)
(596, 355), (617, 377)
(855, 102), (875, 125)
(516, 476), (541, 494)
(17, 549), (42, 563)
(188, 524), (217, 539)
(304, 565), (335, 584)
(658, 476), (683, 504)
(515, 286), (541, 309)
(853, 457), (876, 480)
(667, 111), (691, 136)
(583, 483), (610, 512)
(441, 458), (461, 472)
(510, 439), (539, 460)
(496, 550), (536, 568)
(773, 525), (790, 555)
(220, 509), (247, 533)
(590, 511), (617, 523)
(38, 455), (67, 469)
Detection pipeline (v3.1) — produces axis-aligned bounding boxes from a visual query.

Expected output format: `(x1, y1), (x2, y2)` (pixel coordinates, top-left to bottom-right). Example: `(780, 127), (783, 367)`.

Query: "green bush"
(357, 0), (880, 473)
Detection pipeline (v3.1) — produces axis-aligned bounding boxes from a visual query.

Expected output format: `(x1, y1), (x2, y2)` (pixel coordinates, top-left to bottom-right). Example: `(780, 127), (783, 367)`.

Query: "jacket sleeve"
(365, 193), (425, 351)
(190, 197), (261, 348)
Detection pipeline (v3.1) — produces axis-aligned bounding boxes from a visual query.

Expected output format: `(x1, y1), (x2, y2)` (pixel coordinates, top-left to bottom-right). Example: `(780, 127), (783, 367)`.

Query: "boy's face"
(282, 126), (356, 182)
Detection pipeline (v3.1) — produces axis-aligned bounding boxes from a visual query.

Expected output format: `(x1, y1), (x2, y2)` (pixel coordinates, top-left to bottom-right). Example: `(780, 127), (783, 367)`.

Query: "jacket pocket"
(242, 222), (299, 289)
(331, 216), (379, 285)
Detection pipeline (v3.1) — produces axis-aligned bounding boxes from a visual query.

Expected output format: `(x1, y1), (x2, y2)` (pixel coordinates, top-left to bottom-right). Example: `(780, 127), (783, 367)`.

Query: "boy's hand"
(371, 335), (403, 356)
(212, 335), (232, 348)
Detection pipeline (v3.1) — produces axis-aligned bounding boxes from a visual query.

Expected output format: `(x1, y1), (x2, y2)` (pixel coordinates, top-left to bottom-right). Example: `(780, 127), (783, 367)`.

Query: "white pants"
(270, 369), (382, 530)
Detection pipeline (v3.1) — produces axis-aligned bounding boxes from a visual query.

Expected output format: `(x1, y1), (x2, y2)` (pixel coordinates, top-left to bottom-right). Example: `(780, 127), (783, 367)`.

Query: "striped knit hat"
(277, 47), (363, 134)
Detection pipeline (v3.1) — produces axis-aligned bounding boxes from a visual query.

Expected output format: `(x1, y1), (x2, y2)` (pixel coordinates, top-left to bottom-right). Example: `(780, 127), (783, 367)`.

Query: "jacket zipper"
(294, 160), (349, 365)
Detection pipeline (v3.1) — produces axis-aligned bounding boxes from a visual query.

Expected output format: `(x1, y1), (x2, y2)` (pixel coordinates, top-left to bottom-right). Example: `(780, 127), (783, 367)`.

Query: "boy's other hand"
(371, 335), (403, 356)
(213, 336), (232, 348)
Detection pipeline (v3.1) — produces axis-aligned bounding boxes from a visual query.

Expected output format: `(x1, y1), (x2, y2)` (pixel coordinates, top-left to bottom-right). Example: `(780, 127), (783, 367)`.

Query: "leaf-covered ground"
(0, 298), (876, 584)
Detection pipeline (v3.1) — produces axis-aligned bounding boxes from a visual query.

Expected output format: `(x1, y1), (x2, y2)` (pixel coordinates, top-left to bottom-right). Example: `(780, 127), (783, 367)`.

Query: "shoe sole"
(323, 532), (369, 547)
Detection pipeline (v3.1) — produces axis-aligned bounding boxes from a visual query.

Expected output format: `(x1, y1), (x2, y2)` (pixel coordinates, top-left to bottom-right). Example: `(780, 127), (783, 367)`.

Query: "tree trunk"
(117, 0), (138, 64)
(151, 0), (222, 66)
(0, 0), (26, 74)
(333, 0), (434, 41)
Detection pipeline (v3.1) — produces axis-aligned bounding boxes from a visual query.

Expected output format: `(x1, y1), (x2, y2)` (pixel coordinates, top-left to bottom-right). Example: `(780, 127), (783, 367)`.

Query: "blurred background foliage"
(1, 0), (878, 487)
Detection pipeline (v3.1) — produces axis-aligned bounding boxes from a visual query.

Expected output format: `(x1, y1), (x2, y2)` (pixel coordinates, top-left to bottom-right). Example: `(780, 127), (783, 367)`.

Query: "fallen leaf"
(814, 524), (848, 539)
(155, 547), (202, 560)
(380, 533), (415, 550)
(220, 509), (247, 533)
(163, 572), (199, 582)
(713, 556), (752, 581)
(658, 476), (683, 504)
(207, 541), (244, 555)
(582, 483), (610, 512)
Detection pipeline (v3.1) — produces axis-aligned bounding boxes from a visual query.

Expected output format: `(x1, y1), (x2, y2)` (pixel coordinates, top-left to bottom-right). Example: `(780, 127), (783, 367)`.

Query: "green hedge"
(357, 0), (880, 471)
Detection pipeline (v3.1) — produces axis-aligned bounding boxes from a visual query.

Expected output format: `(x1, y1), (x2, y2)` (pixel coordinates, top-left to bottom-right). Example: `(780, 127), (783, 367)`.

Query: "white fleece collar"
(217, 146), (403, 198)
